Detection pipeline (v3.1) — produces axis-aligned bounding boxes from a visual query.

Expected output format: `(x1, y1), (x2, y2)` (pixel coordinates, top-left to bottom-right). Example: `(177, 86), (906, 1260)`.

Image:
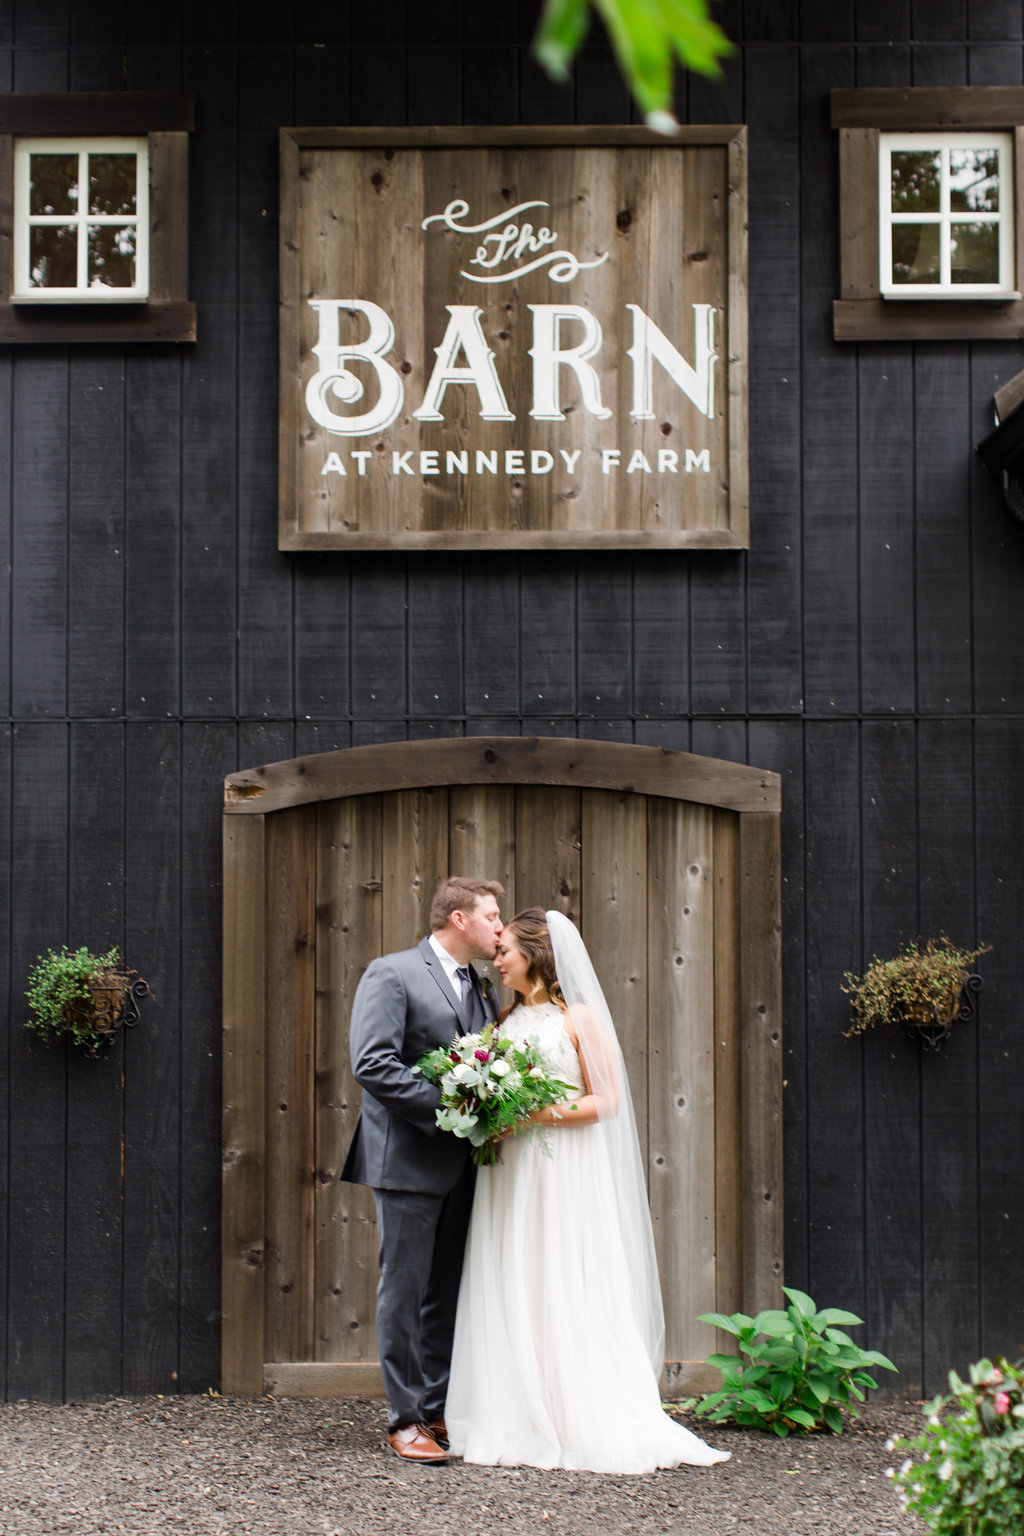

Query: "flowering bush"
(414, 1023), (575, 1166)
(888, 1358), (1024, 1534)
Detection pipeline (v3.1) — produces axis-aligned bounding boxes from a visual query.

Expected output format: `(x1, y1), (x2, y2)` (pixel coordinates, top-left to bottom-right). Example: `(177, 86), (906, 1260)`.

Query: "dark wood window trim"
(832, 87), (1024, 342)
(0, 92), (196, 344)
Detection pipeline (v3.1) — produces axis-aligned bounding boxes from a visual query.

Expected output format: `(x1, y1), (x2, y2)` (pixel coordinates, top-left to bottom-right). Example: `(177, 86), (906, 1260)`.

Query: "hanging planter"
(25, 945), (153, 1058)
(895, 971), (984, 1051)
(842, 937), (990, 1052)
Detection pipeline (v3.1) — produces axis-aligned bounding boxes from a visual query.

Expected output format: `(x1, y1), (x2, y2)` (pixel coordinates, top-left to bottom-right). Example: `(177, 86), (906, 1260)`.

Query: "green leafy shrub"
(888, 1358), (1024, 1535)
(694, 1286), (898, 1437)
(842, 936), (990, 1037)
(25, 945), (144, 1056)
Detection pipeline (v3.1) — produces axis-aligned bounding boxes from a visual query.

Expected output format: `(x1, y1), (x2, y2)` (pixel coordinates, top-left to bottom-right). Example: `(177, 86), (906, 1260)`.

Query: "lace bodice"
(503, 1001), (585, 1092)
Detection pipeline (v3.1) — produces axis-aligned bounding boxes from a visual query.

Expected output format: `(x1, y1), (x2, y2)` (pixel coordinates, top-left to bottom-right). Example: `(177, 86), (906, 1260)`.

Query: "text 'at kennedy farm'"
(304, 301), (719, 436)
(319, 446), (712, 478)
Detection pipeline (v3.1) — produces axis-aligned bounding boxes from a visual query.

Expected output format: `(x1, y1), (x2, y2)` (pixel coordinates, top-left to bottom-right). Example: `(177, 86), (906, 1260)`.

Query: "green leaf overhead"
(533, 0), (733, 123)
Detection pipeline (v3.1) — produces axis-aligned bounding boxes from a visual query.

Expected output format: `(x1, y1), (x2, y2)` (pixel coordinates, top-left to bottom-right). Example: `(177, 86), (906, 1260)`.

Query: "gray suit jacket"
(340, 936), (498, 1195)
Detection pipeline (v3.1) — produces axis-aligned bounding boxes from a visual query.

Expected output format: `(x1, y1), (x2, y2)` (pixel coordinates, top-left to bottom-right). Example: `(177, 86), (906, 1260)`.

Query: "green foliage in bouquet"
(842, 936), (990, 1037)
(415, 1023), (575, 1166)
(25, 944), (142, 1056)
(695, 1287), (898, 1437)
(888, 1358), (1024, 1535)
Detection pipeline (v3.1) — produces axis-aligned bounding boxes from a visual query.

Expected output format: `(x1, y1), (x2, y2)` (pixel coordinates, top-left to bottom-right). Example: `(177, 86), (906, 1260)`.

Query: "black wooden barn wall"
(2, 0), (1023, 1400)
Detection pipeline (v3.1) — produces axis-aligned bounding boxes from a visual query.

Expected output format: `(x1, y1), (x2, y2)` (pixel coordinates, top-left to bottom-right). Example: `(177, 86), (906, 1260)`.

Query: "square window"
(832, 87), (1024, 342)
(13, 137), (149, 302)
(879, 133), (1014, 298)
(0, 92), (195, 344)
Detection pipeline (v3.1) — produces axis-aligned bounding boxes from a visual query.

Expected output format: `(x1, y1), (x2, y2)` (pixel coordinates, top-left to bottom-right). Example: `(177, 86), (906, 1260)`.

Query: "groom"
(341, 876), (504, 1463)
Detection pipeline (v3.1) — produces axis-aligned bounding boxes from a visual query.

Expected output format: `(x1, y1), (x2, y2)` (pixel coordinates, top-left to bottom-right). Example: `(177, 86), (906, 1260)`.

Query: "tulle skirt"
(446, 1123), (730, 1474)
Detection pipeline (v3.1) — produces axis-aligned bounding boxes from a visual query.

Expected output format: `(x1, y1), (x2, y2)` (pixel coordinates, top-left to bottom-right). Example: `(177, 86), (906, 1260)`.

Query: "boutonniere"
(480, 974), (498, 1006)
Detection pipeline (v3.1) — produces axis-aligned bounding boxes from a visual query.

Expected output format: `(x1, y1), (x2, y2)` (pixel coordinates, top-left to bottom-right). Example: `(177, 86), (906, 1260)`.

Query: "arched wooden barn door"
(222, 738), (782, 1397)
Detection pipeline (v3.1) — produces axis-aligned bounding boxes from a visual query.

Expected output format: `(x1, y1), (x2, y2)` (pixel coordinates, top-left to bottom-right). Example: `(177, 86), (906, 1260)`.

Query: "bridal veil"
(545, 910), (666, 1376)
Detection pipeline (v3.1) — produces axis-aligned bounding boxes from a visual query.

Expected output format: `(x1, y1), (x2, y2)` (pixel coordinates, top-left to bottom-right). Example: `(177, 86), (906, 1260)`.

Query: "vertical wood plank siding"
(581, 789), (649, 1144)
(314, 796), (382, 1365)
(2, 0), (1023, 1397)
(222, 814), (268, 1397)
(263, 807), (318, 1364)
(647, 800), (718, 1365)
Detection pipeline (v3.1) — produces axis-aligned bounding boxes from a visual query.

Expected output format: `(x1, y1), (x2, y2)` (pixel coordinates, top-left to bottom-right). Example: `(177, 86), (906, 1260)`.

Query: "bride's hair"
(504, 908), (566, 1008)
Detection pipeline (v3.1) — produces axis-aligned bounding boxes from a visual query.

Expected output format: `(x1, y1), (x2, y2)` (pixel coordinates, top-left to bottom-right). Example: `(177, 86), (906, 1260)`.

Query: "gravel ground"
(0, 1394), (926, 1536)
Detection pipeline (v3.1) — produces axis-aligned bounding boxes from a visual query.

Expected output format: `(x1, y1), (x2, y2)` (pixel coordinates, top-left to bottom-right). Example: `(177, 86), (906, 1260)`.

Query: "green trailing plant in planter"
(694, 1286), (897, 1437)
(25, 945), (152, 1057)
(842, 936), (991, 1049)
(888, 1357), (1024, 1534)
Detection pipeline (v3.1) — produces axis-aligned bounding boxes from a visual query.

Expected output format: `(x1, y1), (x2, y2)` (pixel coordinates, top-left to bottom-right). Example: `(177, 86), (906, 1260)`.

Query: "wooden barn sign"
(279, 126), (748, 551)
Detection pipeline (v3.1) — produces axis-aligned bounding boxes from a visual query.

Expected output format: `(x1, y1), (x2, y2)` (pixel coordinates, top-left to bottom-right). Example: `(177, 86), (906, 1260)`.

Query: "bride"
(445, 908), (730, 1474)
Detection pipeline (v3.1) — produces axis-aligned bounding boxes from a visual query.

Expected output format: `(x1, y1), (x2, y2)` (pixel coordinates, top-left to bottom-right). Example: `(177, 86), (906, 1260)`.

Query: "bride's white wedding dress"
(446, 1000), (729, 1474)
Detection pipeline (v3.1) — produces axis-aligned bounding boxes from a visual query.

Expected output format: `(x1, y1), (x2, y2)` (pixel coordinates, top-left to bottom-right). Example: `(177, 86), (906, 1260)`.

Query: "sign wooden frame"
(279, 126), (748, 551)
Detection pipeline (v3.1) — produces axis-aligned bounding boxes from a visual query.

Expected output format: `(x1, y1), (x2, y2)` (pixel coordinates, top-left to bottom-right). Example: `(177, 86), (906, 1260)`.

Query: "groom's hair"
(430, 877), (504, 931)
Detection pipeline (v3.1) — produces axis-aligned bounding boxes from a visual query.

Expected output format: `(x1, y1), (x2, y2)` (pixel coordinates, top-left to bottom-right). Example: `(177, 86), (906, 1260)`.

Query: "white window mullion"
(879, 146), (892, 292)
(1001, 138), (1014, 289)
(14, 147), (28, 295)
(76, 148), (89, 291)
(939, 145), (951, 289)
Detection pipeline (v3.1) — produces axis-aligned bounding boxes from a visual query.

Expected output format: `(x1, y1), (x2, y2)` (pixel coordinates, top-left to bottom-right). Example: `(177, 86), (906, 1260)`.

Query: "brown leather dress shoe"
(425, 1417), (449, 1449)
(386, 1423), (449, 1463)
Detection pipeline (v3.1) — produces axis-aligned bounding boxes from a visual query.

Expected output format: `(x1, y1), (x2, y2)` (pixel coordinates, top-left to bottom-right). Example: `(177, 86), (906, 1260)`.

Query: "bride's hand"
(495, 1108), (545, 1142)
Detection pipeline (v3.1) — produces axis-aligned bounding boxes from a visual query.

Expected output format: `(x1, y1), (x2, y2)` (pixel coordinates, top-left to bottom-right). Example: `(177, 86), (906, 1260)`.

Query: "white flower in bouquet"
(415, 1023), (576, 1166)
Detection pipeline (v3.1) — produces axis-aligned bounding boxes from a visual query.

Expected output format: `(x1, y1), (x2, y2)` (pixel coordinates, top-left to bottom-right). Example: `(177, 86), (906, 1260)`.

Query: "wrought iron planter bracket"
(905, 972), (983, 1051)
(90, 976), (150, 1044)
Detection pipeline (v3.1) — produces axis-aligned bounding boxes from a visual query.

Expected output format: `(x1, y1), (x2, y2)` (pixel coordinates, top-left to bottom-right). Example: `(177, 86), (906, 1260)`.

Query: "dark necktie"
(456, 965), (485, 1029)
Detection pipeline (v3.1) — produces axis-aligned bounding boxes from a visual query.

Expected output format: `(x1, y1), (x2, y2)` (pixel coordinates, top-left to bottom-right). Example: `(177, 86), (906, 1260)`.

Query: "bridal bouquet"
(414, 1024), (574, 1166)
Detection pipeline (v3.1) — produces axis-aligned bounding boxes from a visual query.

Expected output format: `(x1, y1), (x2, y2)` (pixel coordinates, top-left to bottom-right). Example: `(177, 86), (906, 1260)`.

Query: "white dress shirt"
(428, 932), (468, 1004)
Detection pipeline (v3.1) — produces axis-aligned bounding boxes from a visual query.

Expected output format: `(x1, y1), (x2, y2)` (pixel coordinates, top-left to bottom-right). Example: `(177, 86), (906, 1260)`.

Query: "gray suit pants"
(372, 1164), (475, 1430)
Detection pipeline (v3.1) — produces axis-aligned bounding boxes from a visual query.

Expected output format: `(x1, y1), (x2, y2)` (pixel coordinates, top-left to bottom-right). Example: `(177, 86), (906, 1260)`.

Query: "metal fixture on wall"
(977, 367), (1024, 524)
(907, 972), (984, 1052)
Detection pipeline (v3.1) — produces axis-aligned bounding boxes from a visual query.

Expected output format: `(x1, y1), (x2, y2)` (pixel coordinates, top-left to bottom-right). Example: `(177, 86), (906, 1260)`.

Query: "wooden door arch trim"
(224, 735), (781, 816)
(222, 738), (783, 1397)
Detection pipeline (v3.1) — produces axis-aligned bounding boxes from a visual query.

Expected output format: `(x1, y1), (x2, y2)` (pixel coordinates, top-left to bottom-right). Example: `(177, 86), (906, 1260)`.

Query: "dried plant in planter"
(25, 945), (152, 1057)
(842, 937), (990, 1048)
